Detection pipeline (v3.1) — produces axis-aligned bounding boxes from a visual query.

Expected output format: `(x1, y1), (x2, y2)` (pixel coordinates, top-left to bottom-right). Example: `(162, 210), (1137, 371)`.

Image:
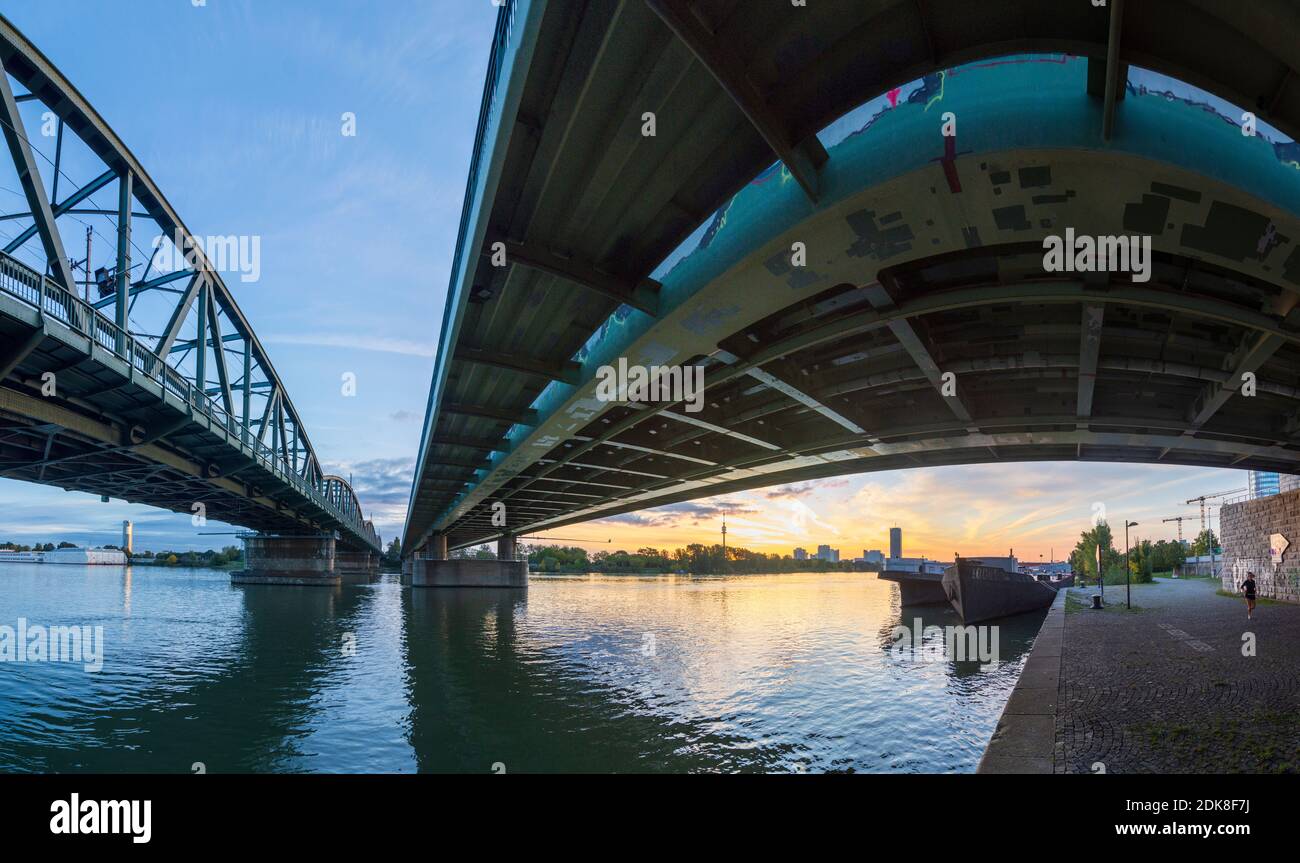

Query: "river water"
(0, 565), (1046, 773)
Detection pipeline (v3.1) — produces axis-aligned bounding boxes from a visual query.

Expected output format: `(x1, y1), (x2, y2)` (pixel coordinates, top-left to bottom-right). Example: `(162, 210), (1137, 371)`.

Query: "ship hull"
(877, 570), (948, 605)
(942, 559), (1057, 623)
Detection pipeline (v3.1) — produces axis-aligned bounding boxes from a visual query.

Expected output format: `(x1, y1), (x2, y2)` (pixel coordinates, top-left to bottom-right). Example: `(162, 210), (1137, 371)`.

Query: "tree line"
(130, 546), (244, 567)
(522, 543), (866, 574)
(1067, 521), (1218, 585)
(1, 541), (79, 552)
(1, 541), (245, 567)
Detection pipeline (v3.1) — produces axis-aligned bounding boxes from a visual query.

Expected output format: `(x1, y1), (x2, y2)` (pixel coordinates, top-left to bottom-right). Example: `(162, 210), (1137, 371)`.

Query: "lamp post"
(1096, 540), (1103, 604)
(1125, 521), (1139, 609)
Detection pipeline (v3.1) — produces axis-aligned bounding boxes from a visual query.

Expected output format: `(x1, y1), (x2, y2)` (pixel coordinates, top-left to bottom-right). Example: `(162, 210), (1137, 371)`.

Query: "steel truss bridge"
(405, 0), (1300, 553)
(0, 16), (379, 553)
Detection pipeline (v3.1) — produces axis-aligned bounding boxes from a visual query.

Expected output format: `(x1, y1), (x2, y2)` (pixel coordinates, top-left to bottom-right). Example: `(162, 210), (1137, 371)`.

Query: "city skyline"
(519, 461), (1239, 563)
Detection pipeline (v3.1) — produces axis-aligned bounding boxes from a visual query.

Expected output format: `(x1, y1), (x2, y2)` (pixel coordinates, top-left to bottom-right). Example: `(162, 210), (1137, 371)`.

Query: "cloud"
(389, 409), (420, 422)
(764, 478), (849, 500)
(262, 333), (435, 357)
(320, 456), (415, 541)
(592, 499), (756, 529)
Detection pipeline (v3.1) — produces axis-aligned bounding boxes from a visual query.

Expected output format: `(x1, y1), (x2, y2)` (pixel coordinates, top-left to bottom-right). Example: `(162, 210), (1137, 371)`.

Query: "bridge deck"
(406, 0), (1300, 553)
(0, 254), (375, 549)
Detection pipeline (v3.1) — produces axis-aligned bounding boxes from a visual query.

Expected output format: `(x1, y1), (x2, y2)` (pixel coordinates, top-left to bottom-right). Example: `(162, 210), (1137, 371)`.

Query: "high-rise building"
(122, 520), (133, 554)
(1281, 474), (1300, 494)
(863, 549), (885, 565)
(793, 547), (807, 560)
(1249, 471), (1280, 500)
(816, 544), (832, 561)
(889, 527), (902, 559)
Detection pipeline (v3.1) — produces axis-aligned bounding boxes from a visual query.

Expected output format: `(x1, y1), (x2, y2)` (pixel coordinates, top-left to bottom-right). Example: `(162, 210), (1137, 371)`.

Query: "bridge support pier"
(232, 534), (340, 586)
(336, 549), (380, 584)
(409, 558), (528, 588)
(408, 533), (526, 588)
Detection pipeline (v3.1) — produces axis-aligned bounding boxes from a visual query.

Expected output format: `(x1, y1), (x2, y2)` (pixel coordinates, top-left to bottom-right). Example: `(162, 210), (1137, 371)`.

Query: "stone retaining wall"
(1219, 491), (1300, 603)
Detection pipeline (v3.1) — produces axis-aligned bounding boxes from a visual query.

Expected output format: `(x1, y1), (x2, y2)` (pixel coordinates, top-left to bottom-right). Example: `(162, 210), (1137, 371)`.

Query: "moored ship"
(942, 556), (1057, 623)
(877, 569), (948, 605)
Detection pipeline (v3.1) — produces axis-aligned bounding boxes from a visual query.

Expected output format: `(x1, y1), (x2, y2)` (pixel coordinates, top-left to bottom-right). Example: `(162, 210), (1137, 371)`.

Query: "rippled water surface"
(0, 566), (1046, 772)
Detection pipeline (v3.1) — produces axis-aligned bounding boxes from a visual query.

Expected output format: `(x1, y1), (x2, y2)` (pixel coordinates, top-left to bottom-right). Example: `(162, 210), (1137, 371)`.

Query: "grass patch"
(1130, 713), (1299, 774)
(1215, 589), (1283, 605)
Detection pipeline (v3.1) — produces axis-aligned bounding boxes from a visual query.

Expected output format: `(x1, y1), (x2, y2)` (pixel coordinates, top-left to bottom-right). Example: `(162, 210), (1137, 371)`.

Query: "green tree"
(1069, 521), (1122, 581)
(1190, 529), (1220, 556)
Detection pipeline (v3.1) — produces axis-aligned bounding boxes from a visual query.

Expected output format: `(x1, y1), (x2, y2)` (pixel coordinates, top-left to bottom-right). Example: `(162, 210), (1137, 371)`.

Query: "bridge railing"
(0, 250), (377, 548)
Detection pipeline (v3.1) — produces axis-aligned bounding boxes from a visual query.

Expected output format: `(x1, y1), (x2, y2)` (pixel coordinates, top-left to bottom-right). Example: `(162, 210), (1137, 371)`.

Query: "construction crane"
(1161, 515), (1188, 543)
(1185, 488), (1247, 535)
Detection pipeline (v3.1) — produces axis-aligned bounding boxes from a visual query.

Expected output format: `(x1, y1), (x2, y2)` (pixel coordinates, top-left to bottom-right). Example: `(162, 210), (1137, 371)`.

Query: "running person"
(1242, 572), (1257, 620)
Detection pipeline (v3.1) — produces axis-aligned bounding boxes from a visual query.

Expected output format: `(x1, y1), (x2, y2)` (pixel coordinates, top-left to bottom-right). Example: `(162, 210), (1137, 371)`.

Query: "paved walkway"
(1056, 577), (1300, 774)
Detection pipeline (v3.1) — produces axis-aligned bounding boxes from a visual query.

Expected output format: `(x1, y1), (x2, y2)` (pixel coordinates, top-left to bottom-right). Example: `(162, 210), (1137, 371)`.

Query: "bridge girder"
(406, 0), (1300, 553)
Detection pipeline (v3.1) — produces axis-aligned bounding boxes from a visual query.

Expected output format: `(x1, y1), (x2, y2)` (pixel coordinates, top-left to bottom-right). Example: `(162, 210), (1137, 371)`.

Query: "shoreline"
(976, 587), (1067, 774)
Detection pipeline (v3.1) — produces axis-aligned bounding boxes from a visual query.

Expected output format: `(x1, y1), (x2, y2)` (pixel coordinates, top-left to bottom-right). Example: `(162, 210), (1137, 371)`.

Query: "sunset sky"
(521, 461), (1239, 562)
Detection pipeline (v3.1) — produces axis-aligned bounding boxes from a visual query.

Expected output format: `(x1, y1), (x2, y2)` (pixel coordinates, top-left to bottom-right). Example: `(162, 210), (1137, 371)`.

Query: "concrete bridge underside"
(404, 0), (1300, 554)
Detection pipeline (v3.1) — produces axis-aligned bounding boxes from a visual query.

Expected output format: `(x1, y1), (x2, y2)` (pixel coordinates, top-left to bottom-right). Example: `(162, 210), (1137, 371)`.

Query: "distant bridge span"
(401, 1), (1300, 553)
(0, 17), (380, 553)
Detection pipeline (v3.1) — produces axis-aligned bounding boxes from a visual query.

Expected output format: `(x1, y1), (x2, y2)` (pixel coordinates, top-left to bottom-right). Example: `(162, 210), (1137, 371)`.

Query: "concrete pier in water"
(405, 533), (528, 588)
(336, 549), (381, 584)
(232, 534), (376, 586)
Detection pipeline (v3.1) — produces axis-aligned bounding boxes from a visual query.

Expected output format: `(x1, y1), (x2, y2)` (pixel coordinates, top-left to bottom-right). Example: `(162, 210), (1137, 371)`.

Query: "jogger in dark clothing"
(1242, 572), (1257, 620)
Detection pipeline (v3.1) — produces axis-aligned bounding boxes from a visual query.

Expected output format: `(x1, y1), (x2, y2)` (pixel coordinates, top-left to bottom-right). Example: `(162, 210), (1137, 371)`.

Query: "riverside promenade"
(980, 577), (1300, 774)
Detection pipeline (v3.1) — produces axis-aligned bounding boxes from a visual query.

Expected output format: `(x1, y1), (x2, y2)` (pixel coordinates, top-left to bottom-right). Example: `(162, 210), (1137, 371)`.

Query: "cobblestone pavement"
(1057, 578), (1300, 774)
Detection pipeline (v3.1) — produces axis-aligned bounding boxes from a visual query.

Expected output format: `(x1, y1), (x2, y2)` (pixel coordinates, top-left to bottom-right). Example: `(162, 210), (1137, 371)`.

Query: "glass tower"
(1248, 471), (1280, 499)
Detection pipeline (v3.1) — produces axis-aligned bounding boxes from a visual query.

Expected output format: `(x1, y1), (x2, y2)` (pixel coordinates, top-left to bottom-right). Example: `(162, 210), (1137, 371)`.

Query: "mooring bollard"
(1091, 594), (1103, 609)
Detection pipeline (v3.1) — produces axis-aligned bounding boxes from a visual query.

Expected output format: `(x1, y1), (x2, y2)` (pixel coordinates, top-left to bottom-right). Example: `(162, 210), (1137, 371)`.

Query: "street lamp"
(1125, 521), (1139, 609)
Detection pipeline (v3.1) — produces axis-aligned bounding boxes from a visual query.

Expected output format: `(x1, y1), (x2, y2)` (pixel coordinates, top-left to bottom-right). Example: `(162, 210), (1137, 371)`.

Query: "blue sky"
(0, 0), (497, 549)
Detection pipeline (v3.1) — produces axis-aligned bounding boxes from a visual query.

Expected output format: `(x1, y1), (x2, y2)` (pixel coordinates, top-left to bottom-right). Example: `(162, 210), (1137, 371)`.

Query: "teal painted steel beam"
(114, 170), (132, 354)
(0, 60), (77, 291)
(242, 339), (251, 444)
(155, 272), (203, 357)
(207, 289), (235, 417)
(193, 275), (208, 401)
(92, 267), (195, 310)
(2, 169), (115, 254)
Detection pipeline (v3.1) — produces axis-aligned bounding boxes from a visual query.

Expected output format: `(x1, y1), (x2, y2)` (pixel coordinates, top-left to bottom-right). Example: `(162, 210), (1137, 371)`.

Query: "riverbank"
(977, 587), (1066, 773)
(979, 577), (1300, 773)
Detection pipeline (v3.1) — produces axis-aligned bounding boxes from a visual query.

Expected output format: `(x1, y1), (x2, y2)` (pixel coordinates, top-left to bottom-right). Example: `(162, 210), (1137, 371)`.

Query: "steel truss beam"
(0, 59), (76, 290)
(645, 0), (827, 203)
(2, 168), (115, 254)
(441, 278), (1300, 535)
(455, 344), (581, 384)
(0, 18), (379, 548)
(486, 238), (659, 316)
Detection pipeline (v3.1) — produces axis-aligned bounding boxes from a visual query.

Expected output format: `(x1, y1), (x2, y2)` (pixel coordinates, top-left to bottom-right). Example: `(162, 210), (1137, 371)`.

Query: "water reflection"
(0, 569), (1046, 773)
